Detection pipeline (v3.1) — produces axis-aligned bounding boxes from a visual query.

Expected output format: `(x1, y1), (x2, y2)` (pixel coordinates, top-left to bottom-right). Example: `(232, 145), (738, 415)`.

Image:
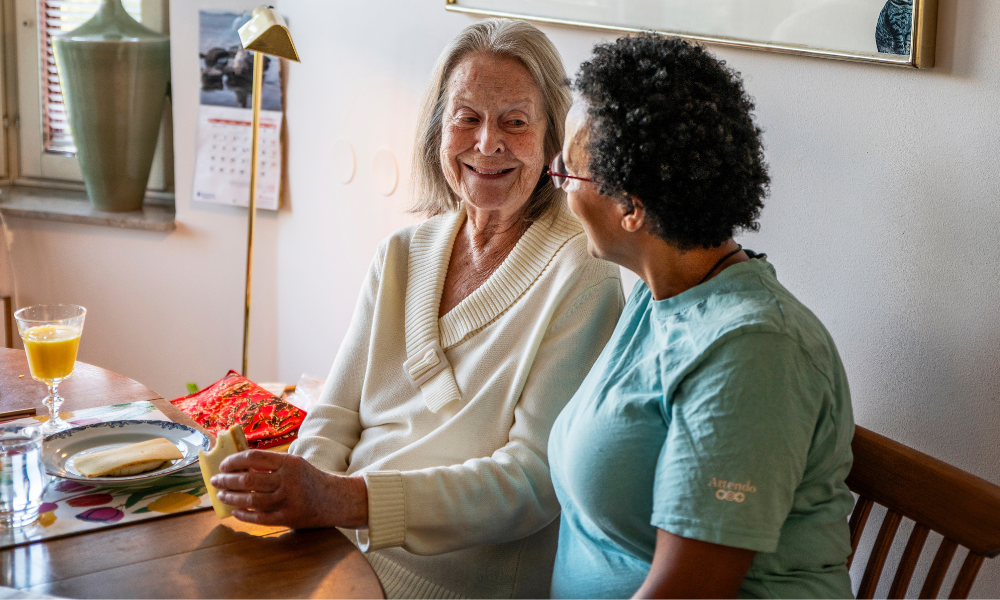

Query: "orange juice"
(21, 325), (81, 383)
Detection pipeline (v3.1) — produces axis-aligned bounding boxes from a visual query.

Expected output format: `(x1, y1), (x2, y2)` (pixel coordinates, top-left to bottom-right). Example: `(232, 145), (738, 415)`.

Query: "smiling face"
(440, 53), (548, 221)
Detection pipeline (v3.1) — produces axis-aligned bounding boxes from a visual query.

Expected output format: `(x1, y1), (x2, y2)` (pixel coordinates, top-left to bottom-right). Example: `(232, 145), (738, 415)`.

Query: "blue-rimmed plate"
(42, 420), (211, 484)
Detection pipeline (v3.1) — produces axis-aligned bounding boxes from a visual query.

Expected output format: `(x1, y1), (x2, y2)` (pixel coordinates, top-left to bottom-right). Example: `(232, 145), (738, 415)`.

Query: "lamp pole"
(241, 50), (265, 377)
(237, 6), (299, 377)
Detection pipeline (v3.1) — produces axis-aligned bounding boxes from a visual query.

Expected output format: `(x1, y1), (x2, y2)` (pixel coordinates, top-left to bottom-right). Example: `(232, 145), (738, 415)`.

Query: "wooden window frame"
(0, 0), (13, 183)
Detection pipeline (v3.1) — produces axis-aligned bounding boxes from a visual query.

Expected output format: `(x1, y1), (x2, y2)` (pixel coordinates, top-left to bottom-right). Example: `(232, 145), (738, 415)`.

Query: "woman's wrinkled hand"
(211, 450), (368, 529)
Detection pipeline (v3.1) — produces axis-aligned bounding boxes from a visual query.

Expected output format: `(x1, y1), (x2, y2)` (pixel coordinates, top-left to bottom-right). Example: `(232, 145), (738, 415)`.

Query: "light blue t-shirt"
(549, 257), (855, 599)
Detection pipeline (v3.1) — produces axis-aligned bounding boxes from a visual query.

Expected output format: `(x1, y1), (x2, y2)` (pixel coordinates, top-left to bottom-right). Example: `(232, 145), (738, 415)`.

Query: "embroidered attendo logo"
(708, 477), (757, 503)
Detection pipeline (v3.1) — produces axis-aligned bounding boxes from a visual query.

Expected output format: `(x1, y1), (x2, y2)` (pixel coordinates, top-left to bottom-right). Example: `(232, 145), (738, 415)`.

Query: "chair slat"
(858, 510), (903, 599)
(848, 427), (1000, 599)
(888, 523), (930, 599)
(920, 538), (958, 599)
(948, 552), (985, 599)
(848, 427), (1000, 557)
(848, 497), (875, 569)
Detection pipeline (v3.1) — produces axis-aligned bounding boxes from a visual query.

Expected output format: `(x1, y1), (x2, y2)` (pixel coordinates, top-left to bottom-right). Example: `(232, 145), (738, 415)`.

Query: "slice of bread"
(199, 426), (250, 519)
(75, 438), (183, 477)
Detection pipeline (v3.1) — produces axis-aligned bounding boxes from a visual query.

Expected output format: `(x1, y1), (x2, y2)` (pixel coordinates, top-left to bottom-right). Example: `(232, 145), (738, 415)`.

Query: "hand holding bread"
(209, 450), (369, 529)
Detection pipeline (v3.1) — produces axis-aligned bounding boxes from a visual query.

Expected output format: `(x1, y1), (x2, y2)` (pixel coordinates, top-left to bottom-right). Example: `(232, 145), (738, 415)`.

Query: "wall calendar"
(192, 10), (284, 211)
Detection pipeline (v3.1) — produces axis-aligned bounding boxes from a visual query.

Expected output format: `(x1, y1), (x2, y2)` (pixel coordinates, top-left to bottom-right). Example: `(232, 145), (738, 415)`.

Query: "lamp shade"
(237, 6), (299, 62)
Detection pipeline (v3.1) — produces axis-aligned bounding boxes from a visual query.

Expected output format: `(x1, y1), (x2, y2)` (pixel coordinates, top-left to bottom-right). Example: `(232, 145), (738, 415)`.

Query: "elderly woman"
(546, 36), (855, 599)
(212, 18), (624, 599)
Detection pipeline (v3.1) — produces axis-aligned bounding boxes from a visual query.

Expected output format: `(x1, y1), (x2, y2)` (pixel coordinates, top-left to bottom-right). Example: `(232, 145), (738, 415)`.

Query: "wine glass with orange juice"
(13, 305), (86, 433)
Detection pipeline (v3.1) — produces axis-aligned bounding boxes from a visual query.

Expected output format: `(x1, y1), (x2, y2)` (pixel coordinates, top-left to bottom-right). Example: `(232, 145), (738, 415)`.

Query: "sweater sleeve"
(362, 274), (625, 555)
(288, 246), (384, 474)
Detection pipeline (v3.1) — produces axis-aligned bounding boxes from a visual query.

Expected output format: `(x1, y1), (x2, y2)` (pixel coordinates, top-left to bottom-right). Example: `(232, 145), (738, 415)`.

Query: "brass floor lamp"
(237, 6), (300, 376)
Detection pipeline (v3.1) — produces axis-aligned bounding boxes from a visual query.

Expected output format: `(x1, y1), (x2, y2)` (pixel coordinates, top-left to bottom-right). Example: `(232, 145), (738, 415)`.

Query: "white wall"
(276, 0), (1000, 596)
(5, 0), (997, 594)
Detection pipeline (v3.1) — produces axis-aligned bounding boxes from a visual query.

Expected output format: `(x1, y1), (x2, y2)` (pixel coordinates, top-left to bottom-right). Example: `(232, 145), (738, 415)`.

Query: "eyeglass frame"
(547, 152), (598, 190)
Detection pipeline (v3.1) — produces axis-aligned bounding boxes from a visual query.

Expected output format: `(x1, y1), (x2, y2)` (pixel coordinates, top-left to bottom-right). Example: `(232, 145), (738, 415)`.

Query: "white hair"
(410, 18), (571, 223)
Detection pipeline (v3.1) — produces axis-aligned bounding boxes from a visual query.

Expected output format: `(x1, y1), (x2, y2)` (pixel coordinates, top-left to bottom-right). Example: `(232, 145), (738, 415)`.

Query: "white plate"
(42, 420), (211, 485)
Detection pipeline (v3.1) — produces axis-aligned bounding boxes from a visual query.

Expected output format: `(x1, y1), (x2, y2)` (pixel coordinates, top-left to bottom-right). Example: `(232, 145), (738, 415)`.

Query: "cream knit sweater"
(289, 204), (623, 598)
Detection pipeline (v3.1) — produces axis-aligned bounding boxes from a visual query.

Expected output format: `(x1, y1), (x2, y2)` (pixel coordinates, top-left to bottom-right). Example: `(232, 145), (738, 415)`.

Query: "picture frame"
(445, 0), (938, 68)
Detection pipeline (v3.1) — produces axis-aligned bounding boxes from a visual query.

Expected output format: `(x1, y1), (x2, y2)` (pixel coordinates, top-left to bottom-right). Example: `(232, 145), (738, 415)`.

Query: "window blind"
(40, 0), (143, 155)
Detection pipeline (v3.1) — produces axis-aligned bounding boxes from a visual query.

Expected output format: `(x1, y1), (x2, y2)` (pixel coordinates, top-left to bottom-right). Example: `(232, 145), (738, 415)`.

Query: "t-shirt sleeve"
(651, 331), (825, 553)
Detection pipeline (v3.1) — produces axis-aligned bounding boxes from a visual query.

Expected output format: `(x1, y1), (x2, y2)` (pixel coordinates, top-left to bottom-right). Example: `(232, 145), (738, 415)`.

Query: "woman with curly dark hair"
(545, 35), (855, 598)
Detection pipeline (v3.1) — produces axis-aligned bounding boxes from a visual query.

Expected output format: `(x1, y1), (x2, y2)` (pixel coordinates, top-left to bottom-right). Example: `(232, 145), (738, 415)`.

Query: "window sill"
(0, 185), (176, 232)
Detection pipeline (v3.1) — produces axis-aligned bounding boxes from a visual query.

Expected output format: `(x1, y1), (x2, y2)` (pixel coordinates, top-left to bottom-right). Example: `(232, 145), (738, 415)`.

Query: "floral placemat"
(0, 401), (212, 549)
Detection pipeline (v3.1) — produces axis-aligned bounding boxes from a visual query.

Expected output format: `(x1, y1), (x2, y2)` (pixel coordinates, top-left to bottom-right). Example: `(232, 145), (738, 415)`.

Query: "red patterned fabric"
(170, 370), (306, 449)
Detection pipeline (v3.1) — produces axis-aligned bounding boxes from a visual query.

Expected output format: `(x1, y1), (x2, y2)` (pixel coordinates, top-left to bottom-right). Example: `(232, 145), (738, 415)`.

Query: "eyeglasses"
(547, 152), (598, 190)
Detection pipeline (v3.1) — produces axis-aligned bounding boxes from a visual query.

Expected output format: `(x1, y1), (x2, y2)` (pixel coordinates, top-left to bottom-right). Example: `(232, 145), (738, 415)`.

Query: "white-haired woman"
(212, 18), (624, 598)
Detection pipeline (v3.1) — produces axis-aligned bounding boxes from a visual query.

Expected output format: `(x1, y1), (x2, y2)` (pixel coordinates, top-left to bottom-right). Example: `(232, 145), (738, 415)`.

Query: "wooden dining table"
(0, 348), (385, 599)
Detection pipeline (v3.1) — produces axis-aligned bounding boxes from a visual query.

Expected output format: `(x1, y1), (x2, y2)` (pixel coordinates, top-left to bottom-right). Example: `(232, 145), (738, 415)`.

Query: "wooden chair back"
(847, 426), (1000, 598)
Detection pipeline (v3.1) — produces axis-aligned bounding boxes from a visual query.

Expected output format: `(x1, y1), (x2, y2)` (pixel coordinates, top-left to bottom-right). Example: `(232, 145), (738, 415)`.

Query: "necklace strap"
(698, 244), (743, 285)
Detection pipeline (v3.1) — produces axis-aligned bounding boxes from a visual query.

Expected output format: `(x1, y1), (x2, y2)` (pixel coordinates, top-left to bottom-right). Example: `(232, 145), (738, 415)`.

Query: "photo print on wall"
(447, 0), (936, 67)
(192, 10), (285, 211)
(875, 0), (913, 55)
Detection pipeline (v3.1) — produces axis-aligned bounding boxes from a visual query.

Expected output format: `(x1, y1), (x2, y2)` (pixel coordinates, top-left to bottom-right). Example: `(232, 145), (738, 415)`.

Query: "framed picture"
(445, 0), (938, 68)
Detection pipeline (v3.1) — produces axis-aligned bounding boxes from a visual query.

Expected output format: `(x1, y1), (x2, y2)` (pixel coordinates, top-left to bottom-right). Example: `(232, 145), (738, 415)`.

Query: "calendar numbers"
(193, 105), (282, 210)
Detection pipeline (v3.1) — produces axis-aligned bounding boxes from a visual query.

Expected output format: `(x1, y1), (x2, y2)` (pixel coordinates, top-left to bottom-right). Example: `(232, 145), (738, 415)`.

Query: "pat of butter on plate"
(199, 425), (250, 518)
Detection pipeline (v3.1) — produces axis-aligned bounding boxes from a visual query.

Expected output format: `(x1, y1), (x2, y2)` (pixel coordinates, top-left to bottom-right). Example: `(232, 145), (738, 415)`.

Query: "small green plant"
(185, 382), (199, 395)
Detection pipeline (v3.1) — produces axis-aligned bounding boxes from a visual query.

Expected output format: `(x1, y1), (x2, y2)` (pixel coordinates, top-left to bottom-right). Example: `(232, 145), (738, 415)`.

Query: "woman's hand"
(211, 451), (368, 529)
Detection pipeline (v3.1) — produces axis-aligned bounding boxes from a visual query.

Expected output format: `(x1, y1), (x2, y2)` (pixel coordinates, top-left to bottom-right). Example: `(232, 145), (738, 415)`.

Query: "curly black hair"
(575, 35), (769, 249)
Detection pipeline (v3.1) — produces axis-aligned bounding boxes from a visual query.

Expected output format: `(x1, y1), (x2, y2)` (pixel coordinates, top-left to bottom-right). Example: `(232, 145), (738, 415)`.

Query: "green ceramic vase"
(52, 0), (170, 212)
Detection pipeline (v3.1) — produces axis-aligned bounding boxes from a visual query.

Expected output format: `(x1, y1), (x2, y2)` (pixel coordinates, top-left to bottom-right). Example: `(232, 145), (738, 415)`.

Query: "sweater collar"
(403, 209), (464, 413)
(403, 203), (583, 412)
(439, 203), (582, 348)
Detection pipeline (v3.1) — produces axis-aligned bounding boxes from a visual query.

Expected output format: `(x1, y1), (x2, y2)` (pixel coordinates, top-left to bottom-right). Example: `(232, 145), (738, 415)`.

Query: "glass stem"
(44, 382), (65, 430)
